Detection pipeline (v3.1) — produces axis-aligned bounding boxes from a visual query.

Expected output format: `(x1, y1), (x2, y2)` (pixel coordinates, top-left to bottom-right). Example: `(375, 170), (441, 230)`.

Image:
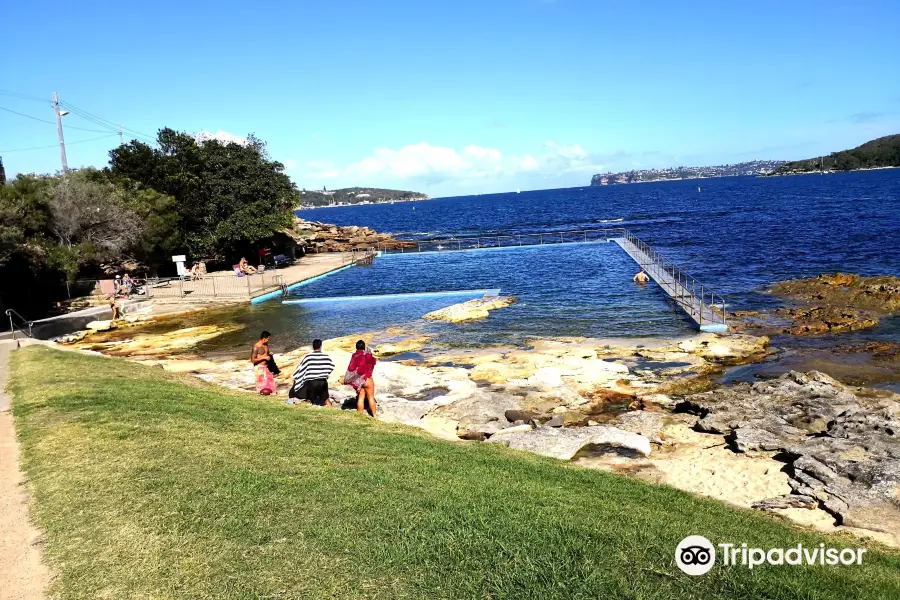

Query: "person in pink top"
(344, 340), (377, 417)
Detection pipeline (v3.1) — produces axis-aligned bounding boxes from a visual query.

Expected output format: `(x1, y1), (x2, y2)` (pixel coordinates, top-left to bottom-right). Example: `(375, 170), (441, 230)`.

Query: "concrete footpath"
(0, 340), (49, 600)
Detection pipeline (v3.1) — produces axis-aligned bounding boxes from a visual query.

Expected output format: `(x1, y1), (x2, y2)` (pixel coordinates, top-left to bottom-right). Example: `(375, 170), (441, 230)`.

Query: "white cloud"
(544, 141), (588, 160)
(307, 160), (340, 179)
(295, 140), (625, 194)
(337, 140), (601, 187)
(194, 130), (249, 146)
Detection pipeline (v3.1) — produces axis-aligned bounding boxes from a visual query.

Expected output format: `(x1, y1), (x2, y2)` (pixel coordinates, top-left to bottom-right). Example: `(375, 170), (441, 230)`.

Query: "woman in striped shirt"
(290, 339), (336, 406)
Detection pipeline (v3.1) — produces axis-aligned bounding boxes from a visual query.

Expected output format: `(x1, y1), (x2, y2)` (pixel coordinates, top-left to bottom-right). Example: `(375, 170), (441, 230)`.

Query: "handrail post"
(700, 285), (704, 326)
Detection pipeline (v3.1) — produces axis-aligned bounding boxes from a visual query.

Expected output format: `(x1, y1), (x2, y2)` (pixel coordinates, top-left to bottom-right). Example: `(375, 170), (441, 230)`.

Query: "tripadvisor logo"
(676, 536), (716, 575)
(675, 536), (867, 576)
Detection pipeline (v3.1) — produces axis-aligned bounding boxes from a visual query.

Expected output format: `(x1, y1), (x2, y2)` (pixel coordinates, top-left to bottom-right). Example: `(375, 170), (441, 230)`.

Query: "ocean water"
(305, 170), (900, 308)
(172, 170), (900, 359)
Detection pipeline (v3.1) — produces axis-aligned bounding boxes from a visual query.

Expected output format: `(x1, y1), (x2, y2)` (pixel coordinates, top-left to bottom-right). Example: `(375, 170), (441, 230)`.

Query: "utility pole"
(118, 125), (123, 145)
(52, 92), (68, 172)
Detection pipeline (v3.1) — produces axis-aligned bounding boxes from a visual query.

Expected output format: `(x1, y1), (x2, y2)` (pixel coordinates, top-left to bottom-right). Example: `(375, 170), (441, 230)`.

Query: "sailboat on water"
(516, 188), (520, 194)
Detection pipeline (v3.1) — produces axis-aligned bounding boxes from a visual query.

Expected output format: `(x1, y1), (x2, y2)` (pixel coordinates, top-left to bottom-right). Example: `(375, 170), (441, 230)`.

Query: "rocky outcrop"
(775, 305), (879, 335)
(762, 273), (900, 335)
(487, 425), (652, 460)
(422, 296), (517, 323)
(773, 273), (900, 313)
(679, 371), (900, 537)
(286, 217), (417, 253)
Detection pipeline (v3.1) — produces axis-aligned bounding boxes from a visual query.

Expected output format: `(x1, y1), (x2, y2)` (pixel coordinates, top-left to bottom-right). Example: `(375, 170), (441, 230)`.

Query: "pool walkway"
(613, 237), (726, 332)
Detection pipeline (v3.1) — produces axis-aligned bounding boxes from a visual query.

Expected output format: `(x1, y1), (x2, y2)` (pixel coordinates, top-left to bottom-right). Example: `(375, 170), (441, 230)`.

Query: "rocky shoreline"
(285, 217), (417, 253)
(63, 274), (900, 548)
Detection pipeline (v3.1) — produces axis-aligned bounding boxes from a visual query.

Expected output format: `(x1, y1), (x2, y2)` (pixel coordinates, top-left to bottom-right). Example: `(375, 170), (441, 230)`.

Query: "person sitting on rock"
(290, 339), (335, 407)
(633, 269), (650, 284)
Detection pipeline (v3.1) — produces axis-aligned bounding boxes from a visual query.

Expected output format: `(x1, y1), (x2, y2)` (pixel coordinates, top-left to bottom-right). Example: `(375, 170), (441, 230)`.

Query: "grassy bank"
(9, 346), (900, 599)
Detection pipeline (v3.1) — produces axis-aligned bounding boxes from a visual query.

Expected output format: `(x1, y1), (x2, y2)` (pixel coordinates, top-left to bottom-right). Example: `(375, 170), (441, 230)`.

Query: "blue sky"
(2, 0), (899, 196)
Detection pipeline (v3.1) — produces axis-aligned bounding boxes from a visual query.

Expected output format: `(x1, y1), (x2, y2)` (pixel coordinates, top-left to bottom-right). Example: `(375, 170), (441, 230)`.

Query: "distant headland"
(590, 133), (900, 186)
(590, 160), (784, 186)
(770, 133), (900, 175)
(298, 187), (429, 208)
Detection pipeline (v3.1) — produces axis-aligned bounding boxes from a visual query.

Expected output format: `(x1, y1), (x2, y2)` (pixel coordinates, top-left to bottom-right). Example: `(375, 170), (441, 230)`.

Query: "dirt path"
(0, 340), (49, 600)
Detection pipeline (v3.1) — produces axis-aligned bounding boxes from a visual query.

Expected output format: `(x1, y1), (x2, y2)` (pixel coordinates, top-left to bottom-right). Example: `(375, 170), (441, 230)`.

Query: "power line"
(0, 90), (46, 103)
(0, 104), (56, 125)
(0, 104), (117, 133)
(0, 134), (118, 153)
(0, 91), (156, 141)
(59, 101), (156, 141)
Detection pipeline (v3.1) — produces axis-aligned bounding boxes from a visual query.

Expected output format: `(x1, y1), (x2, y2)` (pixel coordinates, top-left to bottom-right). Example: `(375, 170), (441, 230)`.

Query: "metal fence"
(142, 271), (283, 299)
(74, 271), (287, 301)
(377, 228), (627, 254)
(342, 249), (377, 265)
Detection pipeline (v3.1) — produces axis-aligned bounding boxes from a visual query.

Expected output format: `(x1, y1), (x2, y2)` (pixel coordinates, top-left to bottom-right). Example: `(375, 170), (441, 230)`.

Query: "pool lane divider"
(281, 288), (501, 305)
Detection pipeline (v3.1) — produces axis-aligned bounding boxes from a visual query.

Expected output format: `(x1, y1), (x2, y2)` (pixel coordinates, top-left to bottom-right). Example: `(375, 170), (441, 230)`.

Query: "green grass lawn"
(9, 346), (900, 599)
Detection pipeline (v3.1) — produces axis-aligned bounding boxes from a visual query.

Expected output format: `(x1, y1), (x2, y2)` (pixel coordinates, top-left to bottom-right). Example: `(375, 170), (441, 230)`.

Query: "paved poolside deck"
(146, 253), (353, 302)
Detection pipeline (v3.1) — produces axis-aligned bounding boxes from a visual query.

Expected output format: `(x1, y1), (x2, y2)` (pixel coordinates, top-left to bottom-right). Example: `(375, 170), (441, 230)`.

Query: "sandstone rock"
(422, 296), (517, 323)
(778, 305), (879, 335)
(377, 398), (437, 424)
(545, 414), (565, 428)
(433, 390), (521, 429)
(505, 409), (538, 423)
(487, 425), (652, 460)
(680, 371), (900, 537)
(157, 360), (222, 373)
(470, 422), (505, 436)
(615, 410), (664, 443)
(679, 371), (857, 449)
(417, 415), (459, 440)
(86, 320), (115, 332)
(639, 393), (675, 408)
(676, 334), (769, 363)
(286, 217), (416, 252)
(773, 273), (900, 315)
(54, 331), (88, 344)
(489, 424), (534, 437)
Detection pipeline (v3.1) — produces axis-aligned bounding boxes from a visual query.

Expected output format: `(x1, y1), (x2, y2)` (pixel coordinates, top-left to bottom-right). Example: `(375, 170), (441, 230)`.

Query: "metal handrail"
(5, 309), (34, 340)
(622, 230), (726, 327)
(377, 227), (629, 254)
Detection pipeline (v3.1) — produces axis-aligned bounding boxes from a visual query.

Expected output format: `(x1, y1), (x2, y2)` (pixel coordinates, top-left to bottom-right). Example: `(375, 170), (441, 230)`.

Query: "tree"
(0, 174), (53, 266)
(119, 181), (179, 273)
(44, 170), (139, 281)
(109, 128), (299, 261)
